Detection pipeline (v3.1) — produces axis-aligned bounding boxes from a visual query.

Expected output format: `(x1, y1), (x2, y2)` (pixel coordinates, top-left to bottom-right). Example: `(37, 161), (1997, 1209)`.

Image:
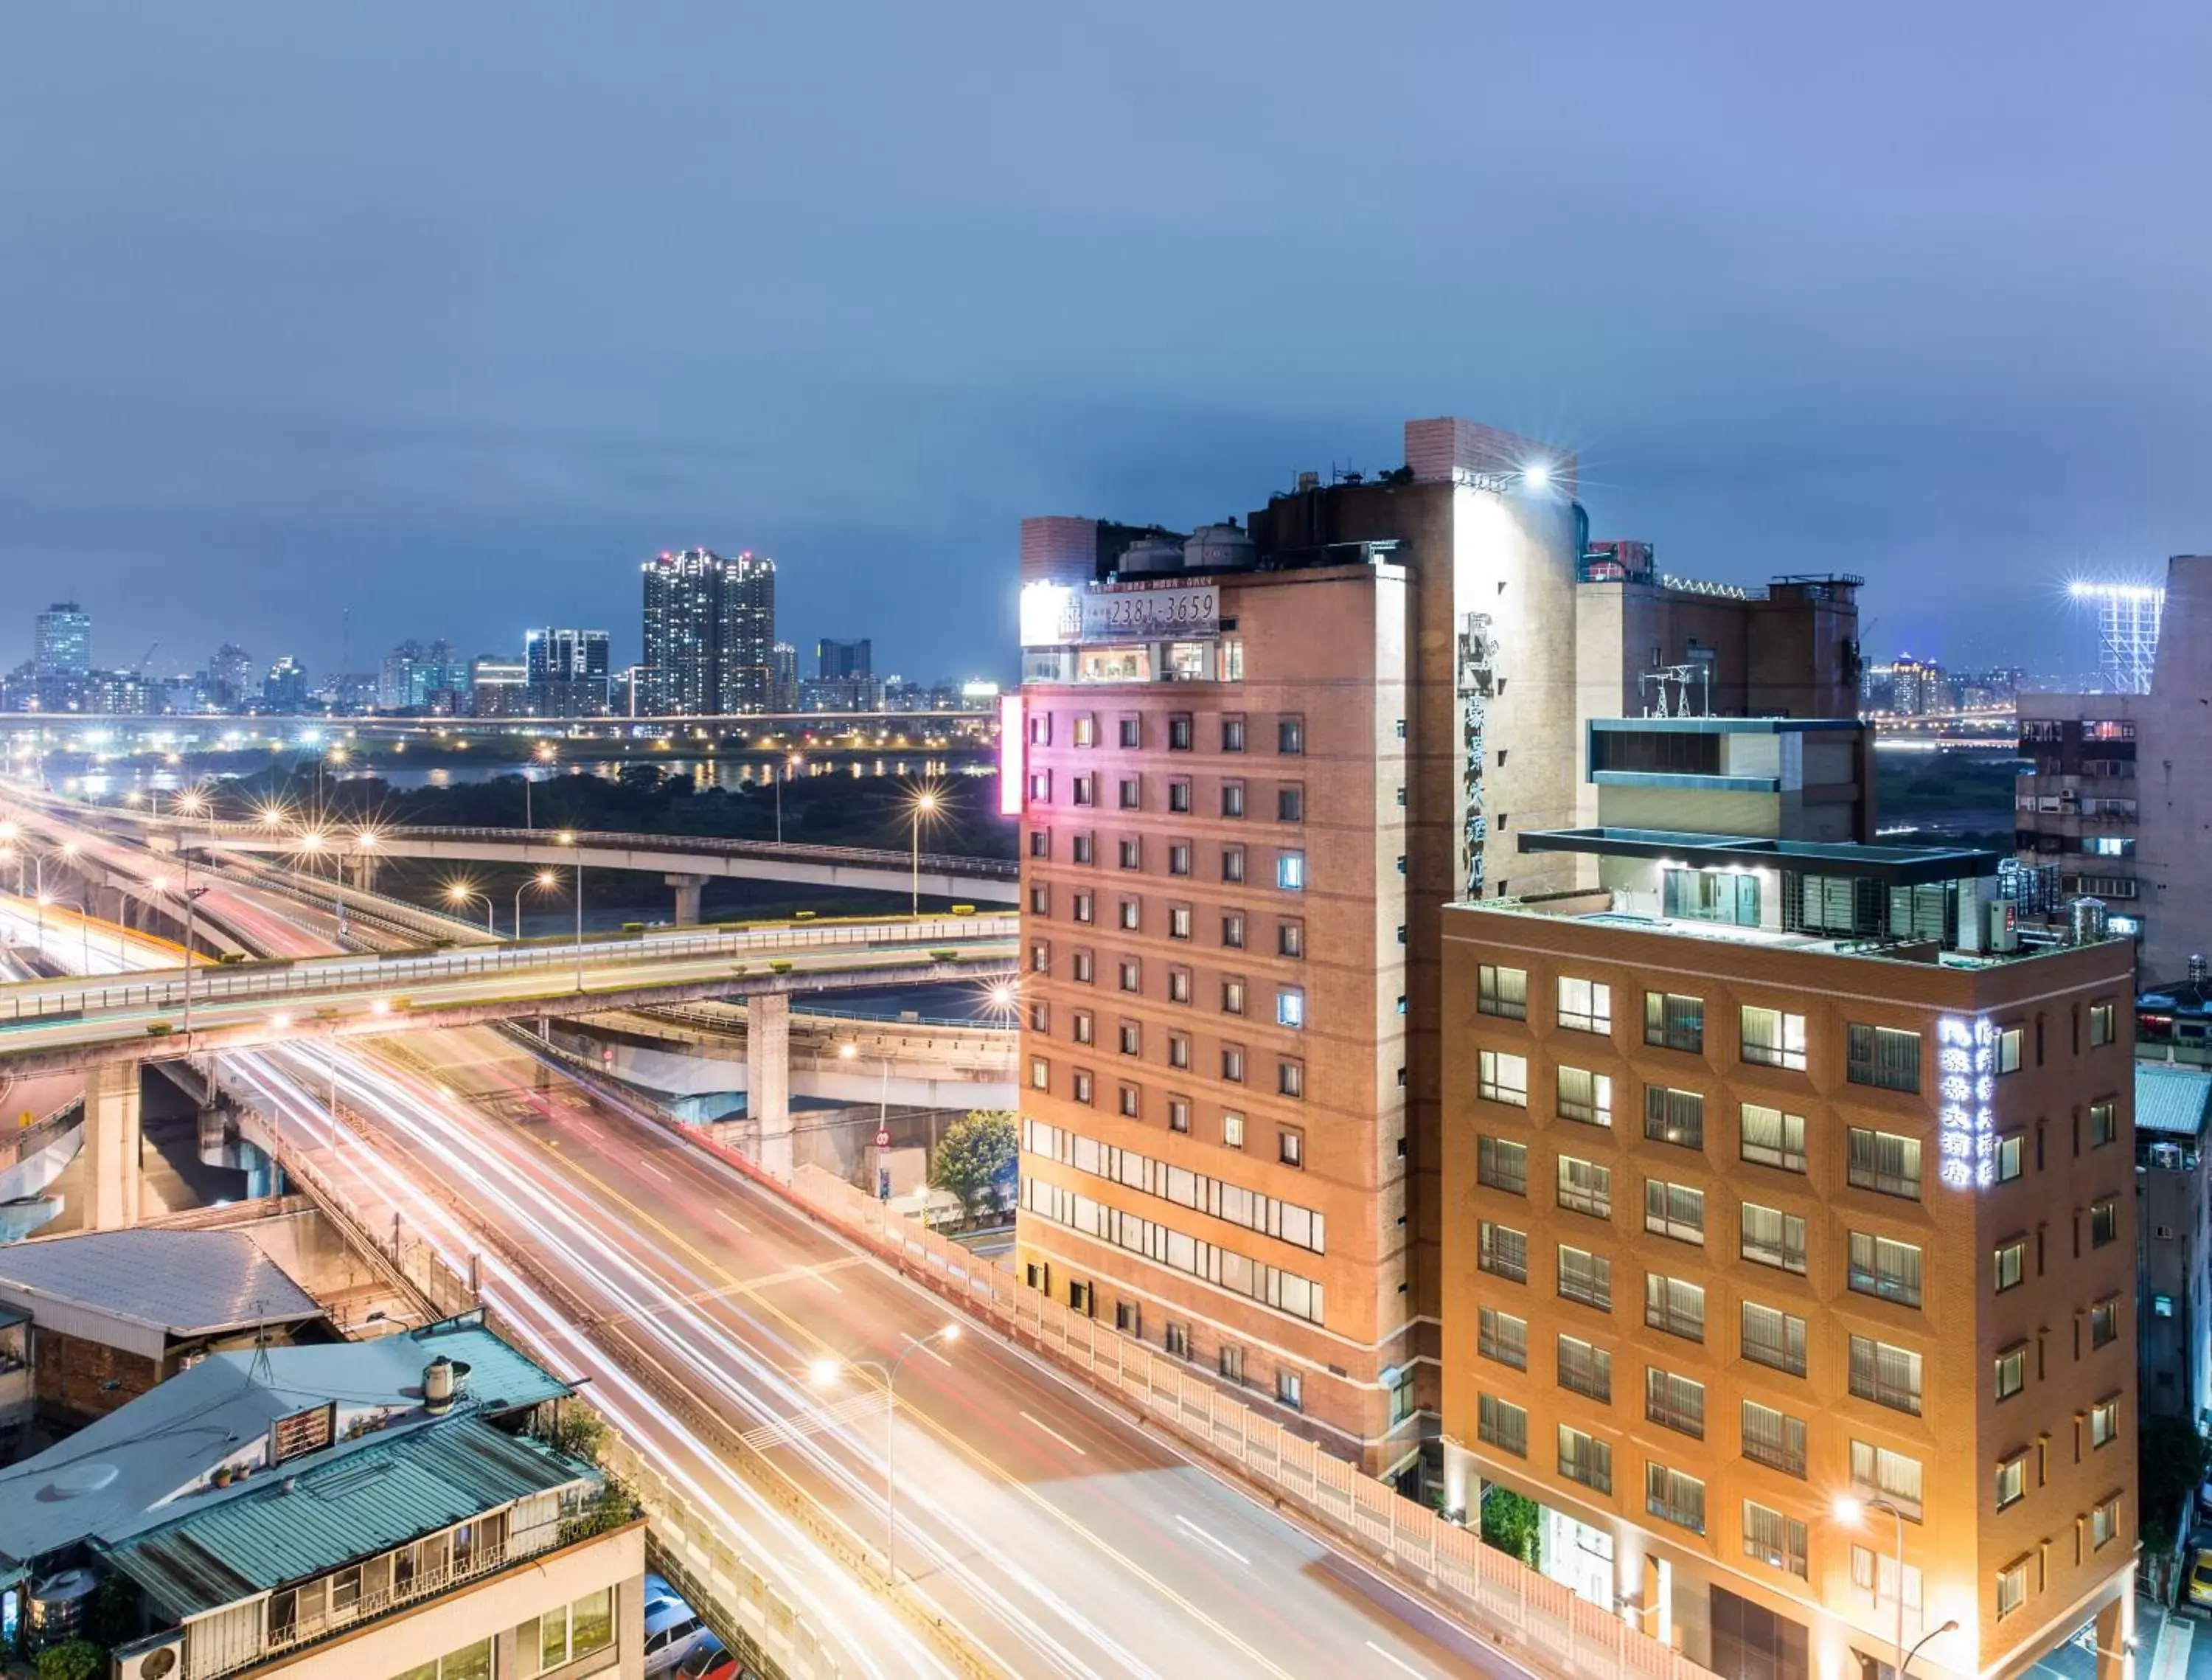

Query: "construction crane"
(133, 642), (159, 674)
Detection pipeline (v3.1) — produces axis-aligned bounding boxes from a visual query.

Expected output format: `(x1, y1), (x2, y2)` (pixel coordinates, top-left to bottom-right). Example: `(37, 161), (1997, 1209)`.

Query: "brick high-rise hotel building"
(1007, 416), (1867, 1485)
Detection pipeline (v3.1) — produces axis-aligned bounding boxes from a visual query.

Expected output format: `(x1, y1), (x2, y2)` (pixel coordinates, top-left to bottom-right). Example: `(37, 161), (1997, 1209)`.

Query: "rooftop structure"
(2067, 579), (2165, 696)
(0, 1228), (321, 1356)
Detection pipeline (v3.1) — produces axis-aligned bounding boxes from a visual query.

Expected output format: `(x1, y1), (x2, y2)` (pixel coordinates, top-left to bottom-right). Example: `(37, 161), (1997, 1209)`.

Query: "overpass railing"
(182, 822), (1020, 879)
(0, 915), (1017, 1027)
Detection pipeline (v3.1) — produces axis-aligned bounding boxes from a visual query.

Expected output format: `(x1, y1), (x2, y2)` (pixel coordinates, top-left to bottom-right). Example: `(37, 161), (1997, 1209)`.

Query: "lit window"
(1557, 1066), (1613, 1126)
(1478, 965), (1528, 1020)
(1739, 1006), (1806, 1071)
(1276, 987), (1305, 1029)
(1276, 851), (1305, 892)
(1557, 977), (1611, 1034)
(1478, 1050), (1529, 1107)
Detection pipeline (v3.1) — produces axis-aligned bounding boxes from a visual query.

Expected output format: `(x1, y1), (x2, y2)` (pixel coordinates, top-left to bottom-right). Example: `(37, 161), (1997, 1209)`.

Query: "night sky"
(3, 4), (2205, 685)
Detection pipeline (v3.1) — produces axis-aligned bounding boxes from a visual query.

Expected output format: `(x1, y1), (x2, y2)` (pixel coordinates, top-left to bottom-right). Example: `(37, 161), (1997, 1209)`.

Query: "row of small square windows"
(1029, 712), (1312, 754)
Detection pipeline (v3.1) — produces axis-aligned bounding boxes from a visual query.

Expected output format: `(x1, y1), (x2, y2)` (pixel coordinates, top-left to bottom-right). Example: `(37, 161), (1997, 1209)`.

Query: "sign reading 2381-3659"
(1081, 586), (1219, 641)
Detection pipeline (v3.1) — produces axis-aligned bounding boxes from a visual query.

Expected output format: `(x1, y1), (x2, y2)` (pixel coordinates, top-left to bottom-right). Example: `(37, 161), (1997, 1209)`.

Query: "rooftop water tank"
(29, 1568), (100, 1651)
(1118, 538), (1187, 577)
(1183, 521), (1255, 573)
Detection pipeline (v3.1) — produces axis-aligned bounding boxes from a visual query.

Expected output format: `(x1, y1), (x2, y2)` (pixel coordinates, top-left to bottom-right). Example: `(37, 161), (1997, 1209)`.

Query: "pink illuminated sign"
(998, 693), (1023, 816)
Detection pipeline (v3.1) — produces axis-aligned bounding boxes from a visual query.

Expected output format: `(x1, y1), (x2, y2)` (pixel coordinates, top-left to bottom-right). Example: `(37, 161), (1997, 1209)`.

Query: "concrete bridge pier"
(666, 872), (711, 926)
(344, 854), (378, 892)
(748, 993), (791, 1181)
(84, 1061), (143, 1230)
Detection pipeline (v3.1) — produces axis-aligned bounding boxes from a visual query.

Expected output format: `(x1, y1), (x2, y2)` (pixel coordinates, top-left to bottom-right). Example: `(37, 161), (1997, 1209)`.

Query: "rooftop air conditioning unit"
(113, 1630), (185, 1680)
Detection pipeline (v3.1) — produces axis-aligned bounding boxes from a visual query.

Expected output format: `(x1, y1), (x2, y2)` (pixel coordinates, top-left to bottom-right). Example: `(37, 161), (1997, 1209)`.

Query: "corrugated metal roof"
(102, 1417), (594, 1620)
(2139, 1063), (2212, 1138)
(0, 1229), (320, 1343)
(0, 1317), (572, 1572)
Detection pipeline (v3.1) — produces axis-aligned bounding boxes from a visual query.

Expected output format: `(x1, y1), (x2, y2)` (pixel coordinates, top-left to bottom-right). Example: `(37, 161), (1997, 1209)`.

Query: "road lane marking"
(903, 1332), (956, 1367)
(1175, 1513), (1249, 1566)
(1366, 1642), (1430, 1678)
(636, 1159), (674, 1183)
(1018, 1410), (1087, 1457)
(712, 1206), (752, 1232)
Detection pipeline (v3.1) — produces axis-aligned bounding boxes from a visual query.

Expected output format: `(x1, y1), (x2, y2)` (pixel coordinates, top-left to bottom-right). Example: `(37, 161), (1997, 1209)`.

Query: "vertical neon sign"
(998, 692), (1024, 817)
(1937, 1015), (1996, 1189)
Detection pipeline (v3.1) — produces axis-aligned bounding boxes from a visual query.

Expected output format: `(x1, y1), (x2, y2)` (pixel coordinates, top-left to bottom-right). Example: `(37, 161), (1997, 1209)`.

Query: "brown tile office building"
(1440, 838), (2138, 1680)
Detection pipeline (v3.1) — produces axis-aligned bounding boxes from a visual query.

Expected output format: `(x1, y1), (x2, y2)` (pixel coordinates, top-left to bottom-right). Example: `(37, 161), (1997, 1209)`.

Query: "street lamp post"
(555, 833), (582, 991)
(447, 885), (495, 932)
(809, 1323), (961, 1580)
(1834, 1494), (1908, 1680)
(776, 752), (802, 844)
(1900, 1620), (1960, 1680)
(908, 788), (939, 917)
(518, 869), (558, 940)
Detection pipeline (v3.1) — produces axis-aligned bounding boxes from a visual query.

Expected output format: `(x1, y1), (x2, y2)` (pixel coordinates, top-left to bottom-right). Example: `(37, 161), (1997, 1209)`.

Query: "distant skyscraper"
(524, 627), (612, 715)
(262, 656), (309, 711)
(770, 642), (799, 712)
(815, 637), (872, 681)
(209, 642), (254, 706)
(33, 603), (89, 678)
(639, 549), (776, 715)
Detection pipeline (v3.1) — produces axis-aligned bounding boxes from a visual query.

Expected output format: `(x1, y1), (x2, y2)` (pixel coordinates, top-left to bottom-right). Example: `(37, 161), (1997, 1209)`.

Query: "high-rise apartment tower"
(640, 549), (776, 715)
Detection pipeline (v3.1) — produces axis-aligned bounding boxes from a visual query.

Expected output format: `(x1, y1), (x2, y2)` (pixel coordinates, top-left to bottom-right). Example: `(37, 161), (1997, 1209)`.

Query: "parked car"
(675, 1634), (730, 1678)
(2189, 1547), (2212, 1606)
(644, 1603), (708, 1677)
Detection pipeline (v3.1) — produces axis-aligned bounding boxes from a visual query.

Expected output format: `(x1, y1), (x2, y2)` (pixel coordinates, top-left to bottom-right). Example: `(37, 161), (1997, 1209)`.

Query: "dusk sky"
(3, 4), (2205, 684)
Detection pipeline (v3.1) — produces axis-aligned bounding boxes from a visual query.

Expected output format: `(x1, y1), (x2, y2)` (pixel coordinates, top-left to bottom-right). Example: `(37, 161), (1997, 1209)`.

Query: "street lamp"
(808, 1322), (962, 1579)
(1834, 1494), (1910, 1680)
(526, 740), (556, 830)
(554, 833), (582, 990)
(776, 752), (803, 844)
(445, 883), (495, 932)
(1900, 1620), (1960, 1680)
(519, 869), (559, 940)
(905, 785), (941, 917)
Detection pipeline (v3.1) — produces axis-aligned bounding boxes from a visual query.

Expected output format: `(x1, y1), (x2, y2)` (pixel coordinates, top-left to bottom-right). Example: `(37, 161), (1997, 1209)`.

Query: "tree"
(1480, 1486), (1542, 1567)
(37, 1641), (105, 1680)
(931, 1109), (1018, 1225)
(2139, 1413), (2211, 1554)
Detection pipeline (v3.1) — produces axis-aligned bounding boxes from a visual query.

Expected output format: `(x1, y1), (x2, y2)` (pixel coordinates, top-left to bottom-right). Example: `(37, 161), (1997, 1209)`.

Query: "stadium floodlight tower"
(2069, 578), (2165, 694)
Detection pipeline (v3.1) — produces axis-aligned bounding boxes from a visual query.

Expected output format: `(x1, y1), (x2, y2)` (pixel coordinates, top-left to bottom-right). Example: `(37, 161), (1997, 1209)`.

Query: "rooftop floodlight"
(1522, 462), (1551, 490)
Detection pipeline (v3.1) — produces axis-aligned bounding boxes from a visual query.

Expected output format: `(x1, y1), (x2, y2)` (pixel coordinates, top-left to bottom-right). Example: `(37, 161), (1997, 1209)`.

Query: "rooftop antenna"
(248, 1294), (274, 1385)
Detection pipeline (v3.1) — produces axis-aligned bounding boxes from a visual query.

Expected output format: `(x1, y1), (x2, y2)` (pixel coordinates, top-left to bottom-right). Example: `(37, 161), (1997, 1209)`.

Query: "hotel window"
(1164, 1323), (1190, 1358)
(1557, 1067), (1613, 1127)
(1068, 890), (1092, 923)
(1118, 777), (1141, 811)
(1557, 1156), (1612, 1218)
(2090, 1198), (2118, 1247)
(1276, 985), (1307, 1031)
(1276, 850), (1306, 892)
(2092, 1494), (2120, 1550)
(1849, 1440), (1924, 1519)
(1165, 1033), (1189, 1070)
(1847, 1024), (1922, 1093)
(1072, 774), (1095, 807)
(1741, 1401), (1808, 1479)
(1275, 1369), (1302, 1411)
(1168, 904), (1192, 940)
(1029, 1057), (1049, 1090)
(1028, 1000), (1048, 1033)
(1277, 717), (1304, 755)
(1997, 1024), (2024, 1074)
(1645, 1462), (1706, 1535)
(2090, 1395), (2120, 1448)
(2090, 1000), (2116, 1046)
(1117, 959), (1139, 991)
(1029, 712), (1054, 747)
(1478, 1394), (1528, 1458)
(1118, 1084), (1140, 1118)
(1220, 716), (1245, 752)
(1169, 780), (1192, 813)
(1073, 950), (1094, 985)
(1743, 1301), (1808, 1377)
(1997, 1132), (2025, 1181)
(1071, 1010), (1094, 1045)
(1478, 1221), (1529, 1282)
(1222, 845), (1245, 883)
(1072, 1069), (1093, 1105)
(2090, 1297), (2119, 1347)
(1739, 1006), (1807, 1070)
(1996, 1558), (2028, 1620)
(1645, 1367), (1706, 1438)
(1558, 976), (1612, 1034)
(1848, 1232), (1924, 1308)
(1278, 920), (1304, 958)
(1739, 1104), (1806, 1173)
(1644, 1085), (1705, 1148)
(1117, 716), (1140, 749)
(1644, 990), (1705, 1052)
(1072, 833), (1094, 864)
(1644, 1179), (1705, 1244)
(1995, 1453), (2028, 1510)
(1644, 1274), (1705, 1342)
(1072, 712), (1098, 747)
(1221, 1045), (1245, 1083)
(1223, 1111), (1245, 1148)
(1222, 977), (1246, 1016)
(1478, 964), (1528, 1020)
(1847, 1128), (1923, 1200)
(1030, 771), (1054, 804)
(1994, 1343), (2026, 1400)
(1029, 828), (1051, 858)
(1222, 912), (1245, 948)
(1278, 1128), (1304, 1171)
(1118, 1021), (1139, 1055)
(1479, 1050), (1529, 1108)
(1557, 1333), (1612, 1400)
(1852, 1547), (1924, 1624)
(1739, 1204), (1807, 1274)
(1850, 1336), (1924, 1414)
(1277, 1059), (1304, 1097)
(1557, 1247), (1613, 1311)
(1743, 1502), (1808, 1579)
(1221, 780), (1245, 818)
(1994, 1238), (2027, 1293)
(1559, 1426), (1612, 1494)
(2089, 1099), (2118, 1148)
(1219, 1344), (1245, 1383)
(1478, 1306), (1528, 1369)
(1276, 783), (1304, 822)
(1478, 1136), (1528, 1195)
(1167, 713), (1193, 751)
(1168, 1097), (1190, 1134)
(1119, 838), (1141, 869)
(1029, 940), (1051, 973)
(1168, 968), (1191, 1004)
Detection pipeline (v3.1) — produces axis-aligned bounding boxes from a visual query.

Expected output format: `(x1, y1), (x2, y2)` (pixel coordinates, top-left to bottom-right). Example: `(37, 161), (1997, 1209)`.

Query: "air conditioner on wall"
(113, 1631), (184, 1680)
